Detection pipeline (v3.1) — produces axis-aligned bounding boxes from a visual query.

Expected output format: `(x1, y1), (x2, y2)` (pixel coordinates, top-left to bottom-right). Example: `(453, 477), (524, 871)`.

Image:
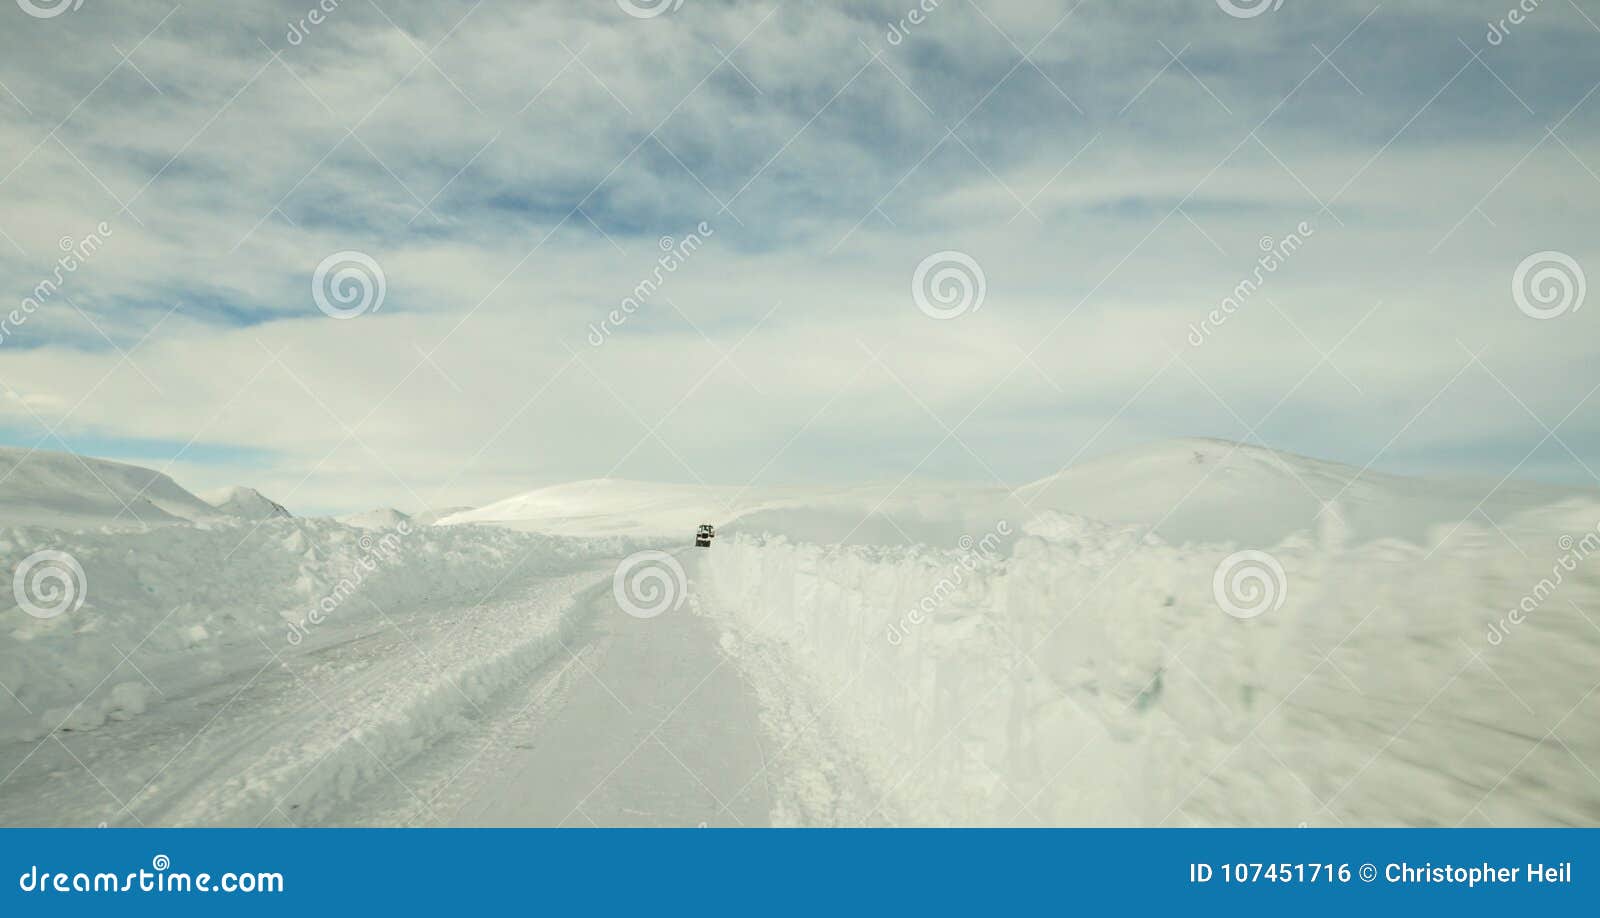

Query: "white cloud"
(0, 0), (1596, 513)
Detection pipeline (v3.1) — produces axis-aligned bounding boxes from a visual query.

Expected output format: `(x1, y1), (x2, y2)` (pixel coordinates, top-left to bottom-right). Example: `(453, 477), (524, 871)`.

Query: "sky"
(0, 0), (1597, 516)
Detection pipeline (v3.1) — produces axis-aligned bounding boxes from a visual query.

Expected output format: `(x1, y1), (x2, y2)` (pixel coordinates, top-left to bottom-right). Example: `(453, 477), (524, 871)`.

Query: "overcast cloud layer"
(0, 0), (1596, 514)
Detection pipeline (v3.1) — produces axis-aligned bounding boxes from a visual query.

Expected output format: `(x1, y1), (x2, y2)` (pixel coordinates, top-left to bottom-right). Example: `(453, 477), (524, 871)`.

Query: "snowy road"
(6, 443), (1599, 828)
(0, 529), (885, 828)
(429, 550), (889, 827)
(440, 556), (777, 827)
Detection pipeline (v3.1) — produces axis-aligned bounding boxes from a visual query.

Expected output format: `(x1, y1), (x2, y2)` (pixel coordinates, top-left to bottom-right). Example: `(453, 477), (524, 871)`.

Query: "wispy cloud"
(0, 0), (1596, 513)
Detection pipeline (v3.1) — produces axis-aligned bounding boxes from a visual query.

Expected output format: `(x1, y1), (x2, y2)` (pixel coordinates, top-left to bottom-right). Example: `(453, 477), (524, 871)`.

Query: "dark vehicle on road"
(695, 524), (715, 548)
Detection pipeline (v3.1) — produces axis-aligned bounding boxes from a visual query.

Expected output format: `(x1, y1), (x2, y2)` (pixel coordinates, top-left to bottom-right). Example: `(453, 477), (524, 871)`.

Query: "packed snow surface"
(440, 477), (1020, 546)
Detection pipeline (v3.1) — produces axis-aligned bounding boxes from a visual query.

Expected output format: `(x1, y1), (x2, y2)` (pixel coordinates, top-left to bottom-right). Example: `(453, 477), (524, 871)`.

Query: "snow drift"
(0, 514), (649, 825)
(704, 493), (1600, 827)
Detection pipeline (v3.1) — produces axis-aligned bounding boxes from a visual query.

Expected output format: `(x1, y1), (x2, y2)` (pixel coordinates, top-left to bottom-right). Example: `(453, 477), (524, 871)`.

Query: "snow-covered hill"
(438, 479), (752, 537)
(202, 486), (292, 521)
(0, 447), (235, 530)
(444, 438), (1595, 551)
(438, 477), (1018, 546)
(1017, 437), (1588, 546)
(413, 506), (474, 526)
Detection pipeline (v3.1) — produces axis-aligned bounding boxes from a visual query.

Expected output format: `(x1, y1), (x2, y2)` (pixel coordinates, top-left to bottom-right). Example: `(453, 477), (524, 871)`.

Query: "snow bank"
(0, 516), (641, 741)
(0, 517), (649, 825)
(704, 502), (1600, 826)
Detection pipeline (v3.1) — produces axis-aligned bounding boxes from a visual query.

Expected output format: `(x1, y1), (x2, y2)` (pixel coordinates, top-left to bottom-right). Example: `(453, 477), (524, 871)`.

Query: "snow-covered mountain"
(1017, 437), (1590, 545)
(437, 479), (758, 538)
(442, 438), (1596, 549)
(0, 447), (299, 531)
(0, 446), (231, 530)
(202, 485), (292, 521)
(436, 477), (1016, 545)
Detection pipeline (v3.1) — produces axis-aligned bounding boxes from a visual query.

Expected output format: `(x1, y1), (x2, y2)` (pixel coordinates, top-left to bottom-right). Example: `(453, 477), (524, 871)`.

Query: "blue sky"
(0, 0), (1596, 515)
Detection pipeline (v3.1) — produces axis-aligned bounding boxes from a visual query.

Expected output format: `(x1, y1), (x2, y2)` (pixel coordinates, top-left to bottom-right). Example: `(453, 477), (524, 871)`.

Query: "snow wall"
(0, 519), (643, 744)
(705, 504), (1600, 827)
